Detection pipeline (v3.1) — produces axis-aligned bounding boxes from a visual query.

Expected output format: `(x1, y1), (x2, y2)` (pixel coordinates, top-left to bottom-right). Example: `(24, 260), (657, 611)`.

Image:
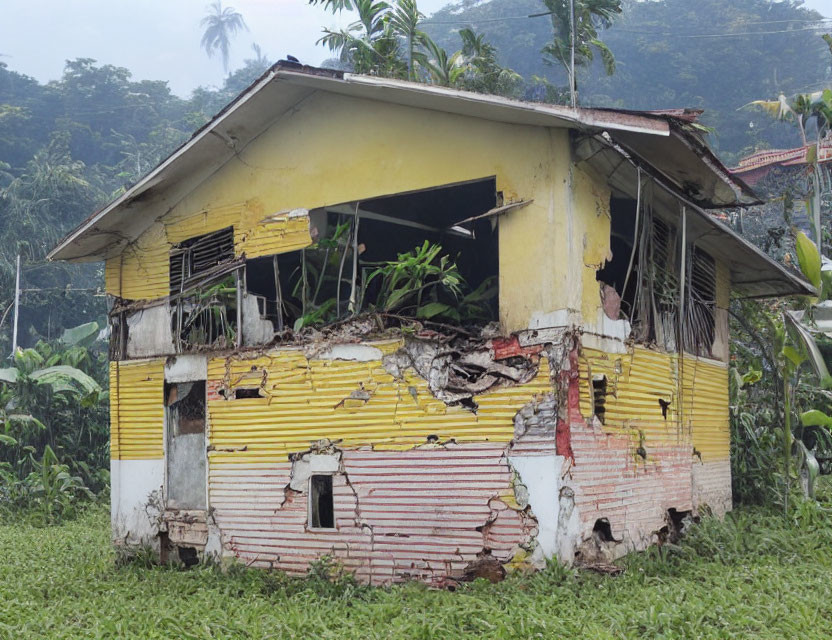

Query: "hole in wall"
(234, 387), (263, 399)
(178, 546), (199, 567)
(592, 518), (615, 543)
(592, 375), (607, 424)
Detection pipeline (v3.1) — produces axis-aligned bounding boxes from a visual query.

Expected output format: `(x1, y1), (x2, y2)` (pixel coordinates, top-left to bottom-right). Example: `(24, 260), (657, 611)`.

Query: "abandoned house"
(49, 63), (813, 584)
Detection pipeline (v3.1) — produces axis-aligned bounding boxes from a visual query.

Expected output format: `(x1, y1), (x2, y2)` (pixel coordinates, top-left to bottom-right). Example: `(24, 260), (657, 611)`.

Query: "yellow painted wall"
(104, 91), (593, 331)
(578, 346), (729, 462)
(106, 202), (312, 300)
(206, 341), (552, 465)
(109, 359), (165, 460)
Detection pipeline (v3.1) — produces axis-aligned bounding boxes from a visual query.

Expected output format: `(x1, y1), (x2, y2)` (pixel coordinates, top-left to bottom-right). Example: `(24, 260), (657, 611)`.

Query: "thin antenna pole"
(11, 254), (20, 356)
(569, 0), (577, 108)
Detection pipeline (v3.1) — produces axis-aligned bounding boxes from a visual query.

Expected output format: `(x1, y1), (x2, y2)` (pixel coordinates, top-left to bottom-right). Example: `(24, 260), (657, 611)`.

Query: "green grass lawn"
(1, 502), (832, 639)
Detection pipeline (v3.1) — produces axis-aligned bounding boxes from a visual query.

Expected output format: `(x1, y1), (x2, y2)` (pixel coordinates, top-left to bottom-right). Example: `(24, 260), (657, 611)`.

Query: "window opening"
(170, 227), (235, 295)
(168, 227), (239, 352)
(165, 380), (206, 435)
(274, 178), (500, 332)
(309, 474), (334, 529)
(683, 247), (716, 358)
(597, 197), (639, 320)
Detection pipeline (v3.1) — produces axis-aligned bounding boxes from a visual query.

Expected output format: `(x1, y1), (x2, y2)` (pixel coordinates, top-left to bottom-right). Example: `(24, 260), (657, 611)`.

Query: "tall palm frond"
(540, 0), (622, 101)
(200, 1), (248, 74)
(388, 0), (425, 79)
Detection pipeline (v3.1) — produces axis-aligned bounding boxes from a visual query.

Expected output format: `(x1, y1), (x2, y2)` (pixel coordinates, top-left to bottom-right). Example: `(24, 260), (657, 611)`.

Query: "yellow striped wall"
(206, 341), (552, 466)
(578, 346), (729, 462)
(109, 359), (165, 460)
(106, 341), (728, 466)
(105, 202), (312, 300)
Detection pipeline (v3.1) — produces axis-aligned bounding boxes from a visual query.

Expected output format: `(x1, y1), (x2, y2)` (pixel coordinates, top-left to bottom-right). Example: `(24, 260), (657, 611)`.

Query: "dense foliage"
(427, 0), (831, 162)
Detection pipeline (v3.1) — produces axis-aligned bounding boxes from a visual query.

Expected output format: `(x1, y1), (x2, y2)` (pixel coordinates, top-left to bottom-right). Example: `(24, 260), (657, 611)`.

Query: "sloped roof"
(49, 61), (759, 264)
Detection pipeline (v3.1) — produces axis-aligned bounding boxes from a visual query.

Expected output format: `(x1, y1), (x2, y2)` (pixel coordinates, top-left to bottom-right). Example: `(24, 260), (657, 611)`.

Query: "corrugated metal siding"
(104, 204), (312, 300)
(578, 347), (729, 462)
(207, 343), (552, 465)
(110, 359), (165, 460)
(684, 356), (730, 461)
(579, 347), (679, 440)
(238, 214), (312, 259)
(105, 224), (169, 300)
(210, 444), (534, 584)
(165, 203), (243, 245)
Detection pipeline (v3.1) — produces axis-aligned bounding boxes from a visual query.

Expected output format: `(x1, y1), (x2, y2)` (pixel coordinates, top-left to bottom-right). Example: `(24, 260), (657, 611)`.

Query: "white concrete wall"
(111, 459), (165, 546)
(509, 454), (566, 564)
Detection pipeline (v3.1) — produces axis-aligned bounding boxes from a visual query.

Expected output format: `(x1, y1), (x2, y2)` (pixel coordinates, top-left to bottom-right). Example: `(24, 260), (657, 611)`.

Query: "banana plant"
(775, 231), (832, 502)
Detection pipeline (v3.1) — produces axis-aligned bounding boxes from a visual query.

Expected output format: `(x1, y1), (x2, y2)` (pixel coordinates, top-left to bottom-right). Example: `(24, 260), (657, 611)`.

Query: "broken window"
(683, 247), (716, 358)
(169, 227), (235, 295)
(264, 178), (501, 332)
(172, 272), (240, 351)
(168, 227), (241, 352)
(600, 193), (716, 357)
(109, 309), (128, 360)
(309, 474), (334, 529)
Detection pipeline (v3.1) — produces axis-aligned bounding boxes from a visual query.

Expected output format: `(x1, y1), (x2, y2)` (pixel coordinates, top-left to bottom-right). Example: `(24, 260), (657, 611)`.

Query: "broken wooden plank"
(450, 199), (534, 227)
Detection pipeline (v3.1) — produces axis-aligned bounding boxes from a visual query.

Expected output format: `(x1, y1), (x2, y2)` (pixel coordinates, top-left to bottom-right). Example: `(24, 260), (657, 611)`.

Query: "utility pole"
(569, 0), (577, 108)
(11, 253), (20, 356)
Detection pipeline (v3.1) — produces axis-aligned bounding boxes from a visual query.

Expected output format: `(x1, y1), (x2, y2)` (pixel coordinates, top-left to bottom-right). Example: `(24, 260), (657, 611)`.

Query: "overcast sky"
(1, 0), (831, 97)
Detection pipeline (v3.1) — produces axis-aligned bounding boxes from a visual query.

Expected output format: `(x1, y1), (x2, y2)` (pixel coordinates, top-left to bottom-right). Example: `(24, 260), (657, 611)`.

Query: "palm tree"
(388, 0), (425, 80)
(540, 0), (622, 105)
(418, 38), (464, 87)
(318, 0), (405, 77)
(200, 1), (248, 74)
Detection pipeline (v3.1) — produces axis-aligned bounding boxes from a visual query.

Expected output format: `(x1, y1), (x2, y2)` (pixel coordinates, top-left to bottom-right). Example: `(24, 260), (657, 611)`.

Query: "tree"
(318, 0), (406, 78)
(540, 0), (622, 105)
(200, 1), (248, 74)
(388, 0), (425, 80)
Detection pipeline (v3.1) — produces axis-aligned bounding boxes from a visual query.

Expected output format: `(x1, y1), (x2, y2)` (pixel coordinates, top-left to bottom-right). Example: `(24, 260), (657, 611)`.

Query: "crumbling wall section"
(209, 442), (541, 585)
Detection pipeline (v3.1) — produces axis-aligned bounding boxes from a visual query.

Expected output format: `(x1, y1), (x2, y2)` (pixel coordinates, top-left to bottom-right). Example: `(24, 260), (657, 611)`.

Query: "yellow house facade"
(51, 63), (811, 584)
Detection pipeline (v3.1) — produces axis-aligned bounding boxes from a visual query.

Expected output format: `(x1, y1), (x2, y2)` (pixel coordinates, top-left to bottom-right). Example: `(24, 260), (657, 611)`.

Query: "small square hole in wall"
(592, 375), (607, 424)
(233, 387), (263, 399)
(309, 474), (334, 529)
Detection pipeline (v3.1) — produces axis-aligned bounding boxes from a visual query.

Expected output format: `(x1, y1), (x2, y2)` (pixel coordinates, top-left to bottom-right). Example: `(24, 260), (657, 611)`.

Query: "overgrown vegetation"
(0, 323), (108, 524)
(2, 496), (832, 638)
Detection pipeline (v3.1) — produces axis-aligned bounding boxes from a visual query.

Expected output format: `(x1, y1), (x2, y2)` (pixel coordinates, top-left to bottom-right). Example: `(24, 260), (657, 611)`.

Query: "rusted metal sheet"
(109, 359), (166, 460)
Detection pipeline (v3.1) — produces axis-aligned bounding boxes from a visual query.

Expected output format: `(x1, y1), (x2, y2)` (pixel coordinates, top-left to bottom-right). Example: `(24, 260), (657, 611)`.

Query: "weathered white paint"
(555, 484), (582, 564)
(582, 312), (631, 354)
(126, 305), (175, 358)
(289, 452), (341, 491)
(164, 355), (207, 383)
(509, 454), (564, 563)
(527, 308), (576, 330)
(241, 293), (275, 346)
(316, 344), (384, 362)
(111, 458), (165, 546)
